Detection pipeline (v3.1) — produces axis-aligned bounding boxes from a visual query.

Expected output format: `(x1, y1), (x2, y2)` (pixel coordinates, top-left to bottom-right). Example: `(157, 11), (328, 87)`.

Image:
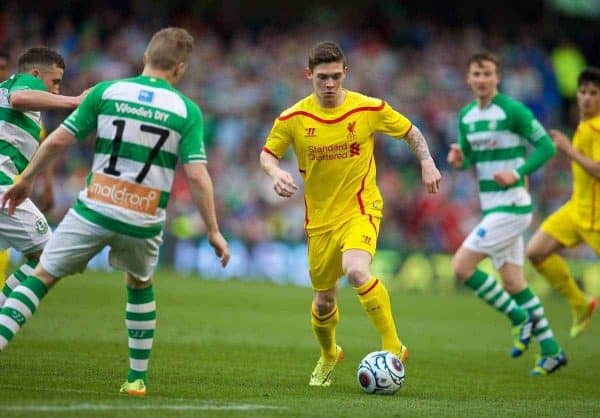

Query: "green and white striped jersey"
(457, 93), (552, 216)
(0, 74), (45, 187)
(61, 75), (206, 238)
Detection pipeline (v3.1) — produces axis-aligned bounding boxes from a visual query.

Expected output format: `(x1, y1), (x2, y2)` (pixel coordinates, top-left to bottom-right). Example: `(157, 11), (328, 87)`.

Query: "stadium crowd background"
(1, 0), (599, 283)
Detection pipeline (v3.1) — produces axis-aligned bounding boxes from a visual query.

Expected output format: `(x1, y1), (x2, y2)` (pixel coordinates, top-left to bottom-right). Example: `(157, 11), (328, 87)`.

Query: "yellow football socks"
(535, 254), (586, 311)
(311, 304), (339, 360)
(0, 249), (10, 289)
(355, 277), (401, 354)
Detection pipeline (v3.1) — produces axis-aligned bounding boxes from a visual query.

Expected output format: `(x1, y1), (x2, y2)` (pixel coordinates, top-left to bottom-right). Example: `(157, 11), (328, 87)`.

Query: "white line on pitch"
(0, 403), (285, 412)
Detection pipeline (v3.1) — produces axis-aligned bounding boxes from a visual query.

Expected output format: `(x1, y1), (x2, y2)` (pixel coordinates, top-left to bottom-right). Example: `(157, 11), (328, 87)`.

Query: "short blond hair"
(145, 27), (194, 70)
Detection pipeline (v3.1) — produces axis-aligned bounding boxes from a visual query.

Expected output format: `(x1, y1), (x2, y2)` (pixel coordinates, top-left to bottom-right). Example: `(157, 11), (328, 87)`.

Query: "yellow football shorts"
(307, 215), (380, 291)
(541, 202), (600, 255)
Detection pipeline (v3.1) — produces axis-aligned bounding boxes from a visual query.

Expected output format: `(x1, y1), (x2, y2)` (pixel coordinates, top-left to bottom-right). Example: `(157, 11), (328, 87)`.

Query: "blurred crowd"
(0, 3), (592, 256)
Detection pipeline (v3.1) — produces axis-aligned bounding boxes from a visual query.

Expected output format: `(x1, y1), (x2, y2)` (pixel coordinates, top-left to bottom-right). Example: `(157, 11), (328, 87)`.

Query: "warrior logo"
(350, 142), (360, 157)
(305, 127), (316, 137)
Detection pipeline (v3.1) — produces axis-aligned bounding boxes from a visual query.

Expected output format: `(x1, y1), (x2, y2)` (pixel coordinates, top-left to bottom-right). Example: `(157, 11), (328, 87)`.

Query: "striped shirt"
(0, 74), (45, 187)
(458, 93), (553, 216)
(62, 75), (206, 238)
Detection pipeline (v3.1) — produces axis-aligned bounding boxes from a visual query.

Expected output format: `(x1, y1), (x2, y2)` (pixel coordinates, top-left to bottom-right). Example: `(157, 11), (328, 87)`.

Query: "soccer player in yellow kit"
(527, 67), (600, 338)
(260, 41), (442, 387)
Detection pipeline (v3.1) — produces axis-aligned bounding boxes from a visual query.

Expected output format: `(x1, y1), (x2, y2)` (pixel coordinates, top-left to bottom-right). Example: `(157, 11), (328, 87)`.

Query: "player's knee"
(313, 296), (336, 315)
(502, 278), (524, 295)
(451, 257), (472, 282)
(345, 266), (369, 287)
(24, 251), (42, 263)
(525, 244), (544, 265)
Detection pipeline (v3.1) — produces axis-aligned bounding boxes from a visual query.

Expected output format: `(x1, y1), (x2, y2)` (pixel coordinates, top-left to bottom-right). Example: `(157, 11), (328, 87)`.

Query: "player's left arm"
(375, 102), (441, 193)
(2, 127), (75, 214)
(550, 128), (600, 179)
(495, 107), (556, 187)
(404, 125), (442, 193)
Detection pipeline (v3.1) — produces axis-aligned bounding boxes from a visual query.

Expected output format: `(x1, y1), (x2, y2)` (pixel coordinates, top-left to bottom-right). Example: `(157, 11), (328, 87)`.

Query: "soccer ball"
(356, 351), (405, 395)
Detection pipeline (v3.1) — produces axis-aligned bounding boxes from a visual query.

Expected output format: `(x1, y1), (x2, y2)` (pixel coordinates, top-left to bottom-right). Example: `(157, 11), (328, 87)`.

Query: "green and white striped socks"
(126, 285), (156, 384)
(0, 259), (38, 308)
(513, 288), (561, 356)
(464, 269), (529, 325)
(0, 275), (47, 350)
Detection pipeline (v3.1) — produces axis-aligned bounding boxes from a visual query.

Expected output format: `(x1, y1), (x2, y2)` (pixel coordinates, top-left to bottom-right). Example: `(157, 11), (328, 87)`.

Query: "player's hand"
(549, 129), (571, 154)
(208, 231), (230, 267)
(447, 144), (464, 169)
(73, 88), (92, 107)
(1, 179), (33, 215)
(420, 157), (442, 193)
(493, 170), (519, 187)
(272, 168), (298, 198)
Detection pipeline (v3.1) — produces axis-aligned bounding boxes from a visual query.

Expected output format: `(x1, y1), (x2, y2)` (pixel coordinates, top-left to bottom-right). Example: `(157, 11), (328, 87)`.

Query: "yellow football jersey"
(570, 114), (600, 230)
(263, 90), (412, 235)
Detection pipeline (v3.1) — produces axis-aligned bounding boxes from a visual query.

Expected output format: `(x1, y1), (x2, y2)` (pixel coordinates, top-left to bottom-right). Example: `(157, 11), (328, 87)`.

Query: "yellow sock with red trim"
(310, 304), (339, 360)
(355, 277), (401, 353)
(535, 254), (586, 311)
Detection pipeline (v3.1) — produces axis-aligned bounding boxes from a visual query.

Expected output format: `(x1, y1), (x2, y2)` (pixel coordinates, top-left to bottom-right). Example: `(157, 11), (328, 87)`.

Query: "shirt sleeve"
(370, 101), (412, 138)
(8, 74), (47, 94)
(178, 103), (206, 164)
(590, 122), (600, 162)
(263, 117), (292, 159)
(61, 82), (105, 141)
(513, 103), (549, 144)
(512, 103), (556, 177)
(457, 119), (474, 170)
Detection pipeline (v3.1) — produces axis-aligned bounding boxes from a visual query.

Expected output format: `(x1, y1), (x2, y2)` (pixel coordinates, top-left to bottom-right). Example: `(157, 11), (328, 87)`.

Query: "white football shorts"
(0, 197), (51, 255)
(463, 212), (532, 269)
(41, 209), (162, 281)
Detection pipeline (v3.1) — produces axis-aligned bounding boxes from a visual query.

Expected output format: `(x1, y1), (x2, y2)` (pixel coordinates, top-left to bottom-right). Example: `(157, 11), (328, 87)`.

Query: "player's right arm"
(183, 162), (230, 267)
(260, 117), (297, 198)
(550, 128), (600, 179)
(10, 88), (88, 111)
(448, 116), (473, 170)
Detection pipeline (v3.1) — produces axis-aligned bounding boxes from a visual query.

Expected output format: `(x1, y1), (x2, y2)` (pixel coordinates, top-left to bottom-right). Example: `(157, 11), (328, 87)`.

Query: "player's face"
(0, 57), (9, 81)
(36, 64), (64, 94)
(307, 61), (347, 108)
(467, 60), (499, 103)
(577, 82), (600, 119)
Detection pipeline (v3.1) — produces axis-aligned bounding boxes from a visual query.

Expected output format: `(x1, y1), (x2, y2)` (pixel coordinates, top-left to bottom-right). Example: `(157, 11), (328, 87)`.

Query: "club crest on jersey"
(35, 218), (48, 234)
(347, 121), (357, 140)
(138, 90), (154, 103)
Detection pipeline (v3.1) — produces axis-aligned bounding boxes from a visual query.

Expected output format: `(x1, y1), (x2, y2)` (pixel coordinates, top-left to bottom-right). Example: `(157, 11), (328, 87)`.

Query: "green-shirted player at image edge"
(0, 28), (231, 396)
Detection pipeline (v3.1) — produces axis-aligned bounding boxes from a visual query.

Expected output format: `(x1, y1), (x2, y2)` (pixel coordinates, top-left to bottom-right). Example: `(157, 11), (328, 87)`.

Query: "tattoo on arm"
(405, 126), (432, 160)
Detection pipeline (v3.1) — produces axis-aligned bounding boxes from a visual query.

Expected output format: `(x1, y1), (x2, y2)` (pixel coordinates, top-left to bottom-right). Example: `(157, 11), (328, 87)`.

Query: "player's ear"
(304, 67), (312, 80)
(30, 68), (40, 78)
(142, 53), (148, 66)
(174, 62), (186, 79)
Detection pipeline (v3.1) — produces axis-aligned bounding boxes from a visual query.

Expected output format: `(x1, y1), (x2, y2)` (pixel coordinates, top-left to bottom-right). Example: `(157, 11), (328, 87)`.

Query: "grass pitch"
(0, 269), (597, 417)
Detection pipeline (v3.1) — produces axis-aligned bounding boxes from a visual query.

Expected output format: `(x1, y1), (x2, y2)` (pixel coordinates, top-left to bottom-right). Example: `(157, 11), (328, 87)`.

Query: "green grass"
(0, 270), (598, 417)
